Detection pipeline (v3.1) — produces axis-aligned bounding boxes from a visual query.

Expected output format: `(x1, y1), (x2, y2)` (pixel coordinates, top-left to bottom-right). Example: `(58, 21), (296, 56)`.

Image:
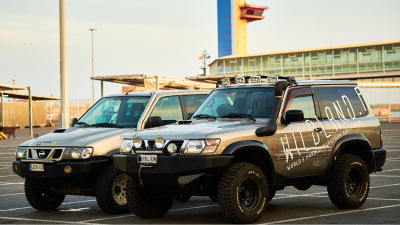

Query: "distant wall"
(0, 101), (46, 127)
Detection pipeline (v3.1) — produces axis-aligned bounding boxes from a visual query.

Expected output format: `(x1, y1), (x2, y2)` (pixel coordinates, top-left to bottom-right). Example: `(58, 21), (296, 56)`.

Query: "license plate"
(29, 163), (44, 172)
(138, 154), (157, 164)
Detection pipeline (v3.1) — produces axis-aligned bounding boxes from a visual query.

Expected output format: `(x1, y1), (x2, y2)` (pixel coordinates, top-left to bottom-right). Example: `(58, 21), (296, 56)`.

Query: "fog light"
(64, 166), (72, 174)
(167, 143), (178, 155)
(155, 136), (165, 149)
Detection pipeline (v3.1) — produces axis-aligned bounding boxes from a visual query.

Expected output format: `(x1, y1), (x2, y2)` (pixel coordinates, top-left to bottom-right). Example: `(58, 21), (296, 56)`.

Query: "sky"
(0, 0), (399, 102)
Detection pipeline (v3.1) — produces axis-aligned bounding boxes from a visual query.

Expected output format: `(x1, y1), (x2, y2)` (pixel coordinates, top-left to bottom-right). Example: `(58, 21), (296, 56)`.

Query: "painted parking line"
(0, 182), (23, 186)
(0, 216), (92, 224)
(381, 168), (400, 173)
(0, 167), (11, 170)
(0, 199), (96, 212)
(0, 193), (24, 197)
(0, 175), (17, 178)
(371, 175), (400, 178)
(387, 157), (400, 160)
(79, 204), (219, 223)
(266, 204), (400, 224)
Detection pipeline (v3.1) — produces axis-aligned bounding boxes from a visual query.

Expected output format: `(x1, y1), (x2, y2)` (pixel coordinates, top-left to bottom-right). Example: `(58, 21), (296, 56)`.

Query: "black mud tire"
(127, 177), (174, 218)
(327, 154), (370, 209)
(217, 162), (268, 224)
(24, 178), (65, 210)
(95, 166), (129, 214)
(268, 188), (276, 202)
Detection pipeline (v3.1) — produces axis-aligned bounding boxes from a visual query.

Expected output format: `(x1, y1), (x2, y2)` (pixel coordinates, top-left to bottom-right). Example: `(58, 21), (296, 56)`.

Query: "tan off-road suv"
(114, 76), (386, 223)
(12, 90), (209, 214)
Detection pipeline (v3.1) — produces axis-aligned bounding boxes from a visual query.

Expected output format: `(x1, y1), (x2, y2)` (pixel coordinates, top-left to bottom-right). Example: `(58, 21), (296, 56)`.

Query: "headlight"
(15, 147), (27, 159)
(63, 147), (93, 159)
(120, 139), (133, 154)
(184, 139), (220, 154)
(133, 136), (142, 149)
(155, 136), (165, 149)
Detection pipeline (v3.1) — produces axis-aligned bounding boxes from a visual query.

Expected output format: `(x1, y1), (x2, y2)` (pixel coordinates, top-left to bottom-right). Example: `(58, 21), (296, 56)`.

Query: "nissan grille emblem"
(38, 150), (46, 158)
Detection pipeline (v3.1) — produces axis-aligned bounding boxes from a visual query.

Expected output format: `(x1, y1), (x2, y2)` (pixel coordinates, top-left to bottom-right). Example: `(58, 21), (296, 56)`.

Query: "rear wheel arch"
(330, 134), (374, 173)
(222, 140), (275, 185)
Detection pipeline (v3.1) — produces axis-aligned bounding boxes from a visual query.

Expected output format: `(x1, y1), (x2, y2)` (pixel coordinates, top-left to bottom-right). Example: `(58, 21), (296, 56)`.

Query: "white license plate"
(138, 154), (157, 164)
(29, 163), (44, 172)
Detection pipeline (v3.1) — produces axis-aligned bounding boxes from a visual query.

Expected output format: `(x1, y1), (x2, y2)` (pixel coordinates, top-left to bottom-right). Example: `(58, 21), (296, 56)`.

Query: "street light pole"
(89, 28), (96, 105)
(59, 0), (69, 128)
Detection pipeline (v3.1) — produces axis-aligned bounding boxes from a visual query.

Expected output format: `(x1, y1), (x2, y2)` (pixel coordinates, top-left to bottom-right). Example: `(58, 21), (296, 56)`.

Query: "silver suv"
(12, 90), (209, 214)
(114, 76), (386, 223)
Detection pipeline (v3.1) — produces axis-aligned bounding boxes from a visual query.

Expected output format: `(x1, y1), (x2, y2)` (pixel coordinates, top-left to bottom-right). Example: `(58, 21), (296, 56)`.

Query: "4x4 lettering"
(280, 134), (293, 163)
(332, 100), (349, 123)
(306, 120), (320, 145)
(342, 95), (356, 119)
(290, 130), (301, 156)
(296, 126), (310, 151)
(314, 116), (331, 138)
(325, 106), (340, 131)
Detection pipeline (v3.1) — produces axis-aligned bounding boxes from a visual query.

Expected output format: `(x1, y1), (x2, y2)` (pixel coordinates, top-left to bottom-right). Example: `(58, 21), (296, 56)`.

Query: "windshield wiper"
(75, 121), (89, 127)
(221, 113), (256, 122)
(89, 123), (122, 128)
(193, 114), (217, 119)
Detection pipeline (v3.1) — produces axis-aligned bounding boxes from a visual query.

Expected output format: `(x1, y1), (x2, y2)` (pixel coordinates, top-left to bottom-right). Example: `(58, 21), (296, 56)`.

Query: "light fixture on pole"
(89, 28), (97, 105)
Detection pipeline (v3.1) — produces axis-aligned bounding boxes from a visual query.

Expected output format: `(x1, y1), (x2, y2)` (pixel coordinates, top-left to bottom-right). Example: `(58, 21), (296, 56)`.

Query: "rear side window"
(314, 86), (368, 119)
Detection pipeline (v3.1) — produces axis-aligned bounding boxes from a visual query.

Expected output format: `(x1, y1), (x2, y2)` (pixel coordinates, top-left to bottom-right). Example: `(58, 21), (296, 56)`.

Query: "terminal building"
(207, 40), (400, 87)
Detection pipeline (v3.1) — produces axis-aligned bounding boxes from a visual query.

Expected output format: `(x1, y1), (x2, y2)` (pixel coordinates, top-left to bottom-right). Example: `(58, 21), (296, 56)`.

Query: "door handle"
(314, 127), (322, 132)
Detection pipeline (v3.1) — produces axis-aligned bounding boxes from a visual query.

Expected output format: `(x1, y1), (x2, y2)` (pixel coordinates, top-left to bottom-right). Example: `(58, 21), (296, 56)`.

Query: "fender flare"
(222, 140), (275, 177)
(329, 134), (373, 171)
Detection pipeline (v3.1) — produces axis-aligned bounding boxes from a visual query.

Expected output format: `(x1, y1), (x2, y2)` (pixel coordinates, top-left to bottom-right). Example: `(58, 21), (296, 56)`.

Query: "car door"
(275, 87), (330, 178)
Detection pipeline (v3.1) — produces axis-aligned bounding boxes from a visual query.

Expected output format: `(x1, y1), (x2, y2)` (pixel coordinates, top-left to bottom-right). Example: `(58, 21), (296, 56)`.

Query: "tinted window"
(150, 96), (183, 124)
(314, 86), (368, 119)
(193, 88), (275, 118)
(182, 95), (207, 115)
(288, 96), (316, 120)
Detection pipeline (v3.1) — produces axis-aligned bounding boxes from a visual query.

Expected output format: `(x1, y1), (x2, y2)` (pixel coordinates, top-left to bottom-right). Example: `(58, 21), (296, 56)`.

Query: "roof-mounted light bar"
(216, 75), (297, 87)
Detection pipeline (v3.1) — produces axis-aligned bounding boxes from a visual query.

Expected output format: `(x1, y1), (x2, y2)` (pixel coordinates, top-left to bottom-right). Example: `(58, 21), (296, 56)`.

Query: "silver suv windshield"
(76, 96), (151, 128)
(193, 87), (275, 119)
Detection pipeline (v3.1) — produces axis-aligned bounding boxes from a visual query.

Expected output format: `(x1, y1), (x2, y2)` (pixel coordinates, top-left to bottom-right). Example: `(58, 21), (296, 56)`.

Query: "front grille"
(25, 148), (64, 161)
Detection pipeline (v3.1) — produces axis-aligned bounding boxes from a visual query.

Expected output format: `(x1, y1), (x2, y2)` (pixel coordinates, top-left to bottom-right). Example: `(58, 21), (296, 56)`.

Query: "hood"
(20, 127), (134, 147)
(126, 119), (267, 140)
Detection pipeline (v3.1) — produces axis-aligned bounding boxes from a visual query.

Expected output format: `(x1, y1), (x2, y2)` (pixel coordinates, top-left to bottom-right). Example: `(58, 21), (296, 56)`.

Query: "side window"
(182, 95), (207, 116)
(314, 86), (368, 119)
(287, 96), (316, 120)
(150, 96), (183, 125)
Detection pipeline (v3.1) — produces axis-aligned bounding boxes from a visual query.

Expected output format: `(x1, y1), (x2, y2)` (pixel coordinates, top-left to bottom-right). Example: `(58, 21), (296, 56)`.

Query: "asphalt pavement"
(0, 124), (399, 224)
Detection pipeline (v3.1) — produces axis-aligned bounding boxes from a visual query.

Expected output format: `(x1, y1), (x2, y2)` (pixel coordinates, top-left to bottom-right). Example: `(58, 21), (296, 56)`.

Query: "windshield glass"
(193, 87), (275, 119)
(77, 96), (151, 128)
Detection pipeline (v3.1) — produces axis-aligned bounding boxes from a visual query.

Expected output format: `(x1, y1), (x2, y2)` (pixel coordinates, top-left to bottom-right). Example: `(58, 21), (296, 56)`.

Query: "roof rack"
(216, 75), (297, 87)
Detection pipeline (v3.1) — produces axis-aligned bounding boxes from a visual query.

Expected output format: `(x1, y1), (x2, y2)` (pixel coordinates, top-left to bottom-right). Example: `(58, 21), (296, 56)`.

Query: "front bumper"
(113, 154), (233, 185)
(12, 158), (109, 179)
(371, 148), (386, 172)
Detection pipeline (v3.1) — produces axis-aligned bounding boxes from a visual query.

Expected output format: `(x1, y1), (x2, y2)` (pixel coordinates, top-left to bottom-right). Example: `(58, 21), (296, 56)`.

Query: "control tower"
(218, 0), (268, 57)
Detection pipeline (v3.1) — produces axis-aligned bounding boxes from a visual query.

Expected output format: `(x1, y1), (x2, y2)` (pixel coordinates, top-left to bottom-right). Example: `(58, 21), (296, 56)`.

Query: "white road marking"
(60, 207), (90, 212)
(0, 153), (14, 155)
(79, 204), (218, 223)
(0, 199), (96, 212)
(371, 183), (400, 189)
(0, 182), (23, 186)
(0, 216), (92, 224)
(371, 175), (400, 178)
(288, 195), (400, 202)
(387, 157), (400, 160)
(266, 204), (400, 224)
(0, 175), (17, 178)
(274, 192), (328, 199)
(0, 167), (10, 170)
(381, 168), (400, 173)
(387, 159), (400, 161)
(0, 193), (24, 197)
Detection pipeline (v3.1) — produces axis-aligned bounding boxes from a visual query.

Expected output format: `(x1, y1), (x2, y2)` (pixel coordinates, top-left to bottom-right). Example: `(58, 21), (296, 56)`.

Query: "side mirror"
(71, 118), (78, 127)
(284, 110), (304, 124)
(145, 116), (163, 128)
(188, 112), (194, 119)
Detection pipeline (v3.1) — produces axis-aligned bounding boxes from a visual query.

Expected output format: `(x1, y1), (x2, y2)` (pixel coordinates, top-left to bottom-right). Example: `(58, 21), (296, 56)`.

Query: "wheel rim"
(112, 174), (127, 205)
(346, 168), (363, 197)
(239, 178), (260, 211)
